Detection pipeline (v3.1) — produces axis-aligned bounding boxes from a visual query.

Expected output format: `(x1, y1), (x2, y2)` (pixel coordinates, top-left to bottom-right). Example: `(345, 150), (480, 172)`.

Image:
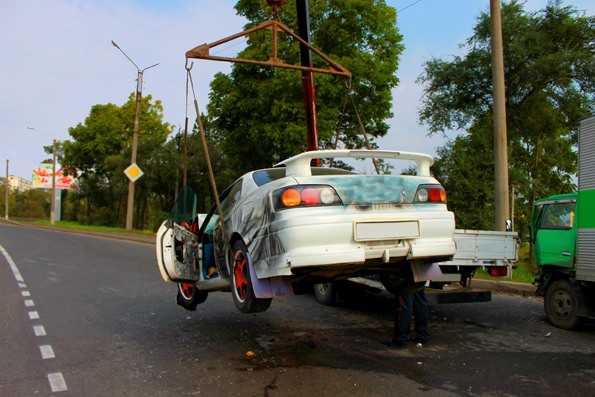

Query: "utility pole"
(112, 40), (159, 230)
(490, 0), (510, 231)
(50, 139), (57, 225)
(4, 159), (8, 220)
(26, 126), (58, 225)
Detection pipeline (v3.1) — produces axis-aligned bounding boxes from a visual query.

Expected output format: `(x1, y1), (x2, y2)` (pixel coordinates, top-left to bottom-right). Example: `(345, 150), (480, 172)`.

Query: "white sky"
(1, 0), (593, 180)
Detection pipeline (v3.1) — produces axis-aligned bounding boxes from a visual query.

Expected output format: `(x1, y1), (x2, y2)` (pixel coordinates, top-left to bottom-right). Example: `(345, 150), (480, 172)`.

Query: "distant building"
(8, 175), (32, 192)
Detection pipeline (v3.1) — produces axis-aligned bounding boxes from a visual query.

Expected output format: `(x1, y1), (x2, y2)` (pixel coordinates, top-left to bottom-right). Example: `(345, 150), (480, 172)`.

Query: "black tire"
(231, 240), (272, 313)
(176, 283), (208, 311)
(313, 282), (337, 306)
(544, 279), (581, 330)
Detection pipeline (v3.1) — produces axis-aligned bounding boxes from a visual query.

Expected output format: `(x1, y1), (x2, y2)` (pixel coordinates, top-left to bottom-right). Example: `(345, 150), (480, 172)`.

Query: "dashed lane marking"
(40, 345), (56, 359)
(0, 243), (69, 393)
(33, 325), (47, 337)
(48, 372), (68, 392)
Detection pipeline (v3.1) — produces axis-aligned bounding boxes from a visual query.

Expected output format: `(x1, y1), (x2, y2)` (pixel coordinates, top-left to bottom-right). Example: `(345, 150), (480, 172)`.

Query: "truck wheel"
(176, 283), (208, 311)
(313, 282), (337, 305)
(231, 240), (272, 313)
(544, 279), (581, 330)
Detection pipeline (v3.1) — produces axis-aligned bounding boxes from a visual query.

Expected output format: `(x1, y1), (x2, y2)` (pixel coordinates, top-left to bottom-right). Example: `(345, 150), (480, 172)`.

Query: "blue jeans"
(394, 290), (429, 344)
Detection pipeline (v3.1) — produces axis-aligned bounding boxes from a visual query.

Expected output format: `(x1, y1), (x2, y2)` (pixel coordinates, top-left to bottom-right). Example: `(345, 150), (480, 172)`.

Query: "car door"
(157, 186), (201, 282)
(533, 200), (576, 268)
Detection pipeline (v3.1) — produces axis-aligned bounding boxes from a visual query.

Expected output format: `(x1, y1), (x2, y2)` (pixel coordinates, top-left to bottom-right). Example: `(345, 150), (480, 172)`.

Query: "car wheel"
(544, 279), (581, 330)
(231, 240), (272, 313)
(313, 282), (337, 306)
(176, 283), (208, 311)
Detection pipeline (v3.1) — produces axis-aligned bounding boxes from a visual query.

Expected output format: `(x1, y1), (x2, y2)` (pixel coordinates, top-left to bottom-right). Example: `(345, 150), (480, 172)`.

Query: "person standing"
(384, 288), (430, 347)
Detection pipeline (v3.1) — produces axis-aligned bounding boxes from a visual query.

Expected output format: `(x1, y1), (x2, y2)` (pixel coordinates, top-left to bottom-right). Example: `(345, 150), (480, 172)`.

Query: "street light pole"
(111, 40), (159, 231)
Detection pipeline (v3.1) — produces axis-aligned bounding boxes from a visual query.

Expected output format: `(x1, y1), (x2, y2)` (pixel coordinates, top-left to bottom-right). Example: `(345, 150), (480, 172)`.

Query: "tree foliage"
(418, 0), (594, 233)
(206, 0), (404, 174)
(62, 94), (173, 228)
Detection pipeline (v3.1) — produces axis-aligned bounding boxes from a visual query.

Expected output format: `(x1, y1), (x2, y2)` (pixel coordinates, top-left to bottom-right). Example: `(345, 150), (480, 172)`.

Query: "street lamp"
(111, 40), (159, 231)
(26, 126), (57, 225)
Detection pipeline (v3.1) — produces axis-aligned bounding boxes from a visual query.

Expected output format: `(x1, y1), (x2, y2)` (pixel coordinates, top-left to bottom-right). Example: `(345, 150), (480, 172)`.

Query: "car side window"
(539, 202), (575, 230)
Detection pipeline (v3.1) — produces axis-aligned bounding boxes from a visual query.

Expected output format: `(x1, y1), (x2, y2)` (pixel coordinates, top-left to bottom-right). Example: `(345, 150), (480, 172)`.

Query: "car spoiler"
(275, 149), (434, 177)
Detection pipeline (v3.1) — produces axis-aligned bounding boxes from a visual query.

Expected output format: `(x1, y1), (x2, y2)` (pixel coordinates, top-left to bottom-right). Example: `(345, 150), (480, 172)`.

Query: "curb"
(0, 220), (155, 245)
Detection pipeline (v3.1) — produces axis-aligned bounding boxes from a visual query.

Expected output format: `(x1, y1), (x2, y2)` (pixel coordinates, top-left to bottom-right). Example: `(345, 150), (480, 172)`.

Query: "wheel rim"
(233, 250), (248, 303)
(552, 289), (573, 319)
(316, 283), (330, 295)
(179, 283), (194, 300)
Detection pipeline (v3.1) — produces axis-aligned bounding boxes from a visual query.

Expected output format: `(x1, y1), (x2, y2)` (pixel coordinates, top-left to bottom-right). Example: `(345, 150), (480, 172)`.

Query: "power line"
(398, 0), (423, 14)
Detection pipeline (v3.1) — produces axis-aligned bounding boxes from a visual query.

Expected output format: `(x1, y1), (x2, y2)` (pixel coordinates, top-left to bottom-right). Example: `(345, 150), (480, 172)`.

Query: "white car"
(156, 150), (456, 313)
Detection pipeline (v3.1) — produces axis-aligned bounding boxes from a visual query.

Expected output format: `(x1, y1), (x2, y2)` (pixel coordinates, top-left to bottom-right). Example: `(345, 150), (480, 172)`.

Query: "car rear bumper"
(248, 206), (456, 279)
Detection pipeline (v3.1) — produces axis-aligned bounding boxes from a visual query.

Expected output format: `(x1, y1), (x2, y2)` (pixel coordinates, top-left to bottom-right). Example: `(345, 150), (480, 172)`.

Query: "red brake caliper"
(234, 252), (248, 301)
(180, 283), (193, 298)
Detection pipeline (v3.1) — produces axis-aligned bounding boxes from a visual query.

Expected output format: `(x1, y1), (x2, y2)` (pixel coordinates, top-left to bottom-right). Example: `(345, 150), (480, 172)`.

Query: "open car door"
(156, 186), (201, 283)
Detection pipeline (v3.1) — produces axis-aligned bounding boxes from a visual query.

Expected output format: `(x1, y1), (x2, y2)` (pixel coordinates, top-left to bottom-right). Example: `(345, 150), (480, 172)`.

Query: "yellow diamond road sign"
(124, 163), (144, 182)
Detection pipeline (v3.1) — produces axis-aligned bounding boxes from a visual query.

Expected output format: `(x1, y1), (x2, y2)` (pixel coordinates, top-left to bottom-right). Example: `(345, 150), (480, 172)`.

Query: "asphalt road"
(1, 223), (593, 397)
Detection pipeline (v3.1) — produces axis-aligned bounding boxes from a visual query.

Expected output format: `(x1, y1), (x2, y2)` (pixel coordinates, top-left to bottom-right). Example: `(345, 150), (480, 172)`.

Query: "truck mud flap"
(425, 288), (491, 304)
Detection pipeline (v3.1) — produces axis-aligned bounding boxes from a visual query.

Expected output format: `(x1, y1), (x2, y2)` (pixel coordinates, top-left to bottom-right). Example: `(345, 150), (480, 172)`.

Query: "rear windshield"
(252, 167), (355, 187)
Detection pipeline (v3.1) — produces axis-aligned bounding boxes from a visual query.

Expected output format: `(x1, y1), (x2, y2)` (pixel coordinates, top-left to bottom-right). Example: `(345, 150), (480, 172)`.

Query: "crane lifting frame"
(185, 19), (352, 78)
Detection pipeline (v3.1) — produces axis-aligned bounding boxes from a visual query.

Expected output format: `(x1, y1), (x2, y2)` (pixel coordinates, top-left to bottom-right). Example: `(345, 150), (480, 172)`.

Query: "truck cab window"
(539, 202), (576, 230)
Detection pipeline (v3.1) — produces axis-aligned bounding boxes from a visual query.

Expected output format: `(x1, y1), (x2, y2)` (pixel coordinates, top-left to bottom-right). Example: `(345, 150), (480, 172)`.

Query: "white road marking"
(33, 325), (47, 336)
(40, 345), (55, 359)
(47, 372), (68, 392)
(1, 243), (68, 394)
(0, 244), (24, 282)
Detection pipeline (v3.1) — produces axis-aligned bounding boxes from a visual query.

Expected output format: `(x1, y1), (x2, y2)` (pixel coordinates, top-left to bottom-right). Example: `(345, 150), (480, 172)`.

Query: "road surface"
(1, 223), (593, 396)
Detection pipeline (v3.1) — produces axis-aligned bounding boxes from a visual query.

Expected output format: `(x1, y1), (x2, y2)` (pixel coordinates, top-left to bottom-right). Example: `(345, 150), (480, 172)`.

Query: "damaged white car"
(156, 150), (455, 313)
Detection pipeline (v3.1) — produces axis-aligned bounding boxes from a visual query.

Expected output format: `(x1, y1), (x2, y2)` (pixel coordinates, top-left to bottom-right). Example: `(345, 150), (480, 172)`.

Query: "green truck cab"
(531, 116), (595, 329)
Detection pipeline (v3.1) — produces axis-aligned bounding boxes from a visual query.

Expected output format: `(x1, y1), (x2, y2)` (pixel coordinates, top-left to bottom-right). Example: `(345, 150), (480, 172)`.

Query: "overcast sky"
(1, 0), (593, 180)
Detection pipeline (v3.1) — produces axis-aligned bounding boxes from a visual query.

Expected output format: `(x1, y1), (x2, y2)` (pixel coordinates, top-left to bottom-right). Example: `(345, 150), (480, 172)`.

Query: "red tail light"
(415, 184), (447, 203)
(488, 266), (509, 278)
(275, 185), (342, 210)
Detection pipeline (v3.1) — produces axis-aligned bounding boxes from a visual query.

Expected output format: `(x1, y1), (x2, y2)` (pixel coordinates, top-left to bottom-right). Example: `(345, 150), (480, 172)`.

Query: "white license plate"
(355, 220), (420, 241)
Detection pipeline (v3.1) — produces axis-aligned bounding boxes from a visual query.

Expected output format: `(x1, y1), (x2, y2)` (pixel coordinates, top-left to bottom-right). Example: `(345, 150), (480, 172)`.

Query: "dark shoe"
(382, 339), (407, 347)
(412, 336), (428, 345)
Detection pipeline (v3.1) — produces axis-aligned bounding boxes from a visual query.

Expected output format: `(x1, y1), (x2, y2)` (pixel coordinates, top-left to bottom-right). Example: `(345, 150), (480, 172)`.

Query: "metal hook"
(267, 0), (285, 20)
(185, 59), (193, 71)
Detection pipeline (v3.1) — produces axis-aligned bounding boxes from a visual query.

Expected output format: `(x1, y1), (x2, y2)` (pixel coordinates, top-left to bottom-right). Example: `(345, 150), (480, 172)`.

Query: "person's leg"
(413, 290), (429, 343)
(396, 294), (413, 344)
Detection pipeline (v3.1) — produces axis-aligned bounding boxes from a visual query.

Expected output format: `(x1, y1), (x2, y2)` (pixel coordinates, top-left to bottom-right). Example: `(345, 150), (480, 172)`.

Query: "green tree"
(62, 94), (173, 228)
(206, 0), (404, 174)
(10, 189), (49, 219)
(418, 0), (594, 233)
